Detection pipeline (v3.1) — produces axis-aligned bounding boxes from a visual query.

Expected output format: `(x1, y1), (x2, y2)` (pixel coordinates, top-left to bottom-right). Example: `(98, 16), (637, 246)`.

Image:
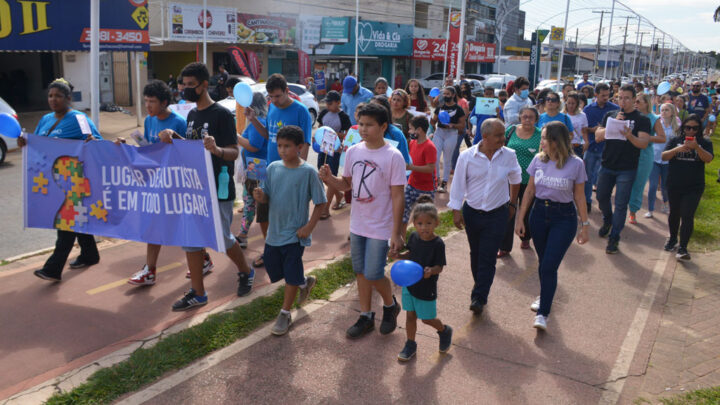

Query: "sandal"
(252, 254), (264, 268)
(332, 201), (347, 210)
(319, 212), (331, 220)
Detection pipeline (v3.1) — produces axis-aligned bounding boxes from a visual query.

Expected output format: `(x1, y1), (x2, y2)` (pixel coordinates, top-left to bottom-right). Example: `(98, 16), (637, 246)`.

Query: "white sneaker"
(185, 253), (214, 278)
(128, 265), (156, 286)
(533, 315), (548, 331)
(530, 296), (540, 312)
(644, 211), (654, 218)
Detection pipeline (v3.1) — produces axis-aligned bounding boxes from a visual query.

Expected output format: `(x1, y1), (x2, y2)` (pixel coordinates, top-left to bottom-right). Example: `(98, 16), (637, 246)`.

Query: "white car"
(0, 96), (18, 164)
(418, 73), (447, 92)
(249, 83), (319, 125)
(483, 74), (517, 97)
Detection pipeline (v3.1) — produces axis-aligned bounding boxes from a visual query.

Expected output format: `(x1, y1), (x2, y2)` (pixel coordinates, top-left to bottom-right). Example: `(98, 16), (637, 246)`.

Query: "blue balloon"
(312, 142), (321, 154)
(0, 113), (21, 138)
(657, 81), (671, 96)
(429, 87), (440, 98)
(391, 260), (424, 287)
(469, 115), (478, 126)
(233, 82), (253, 107)
(438, 110), (451, 125)
(710, 114), (717, 123)
(386, 87), (393, 97)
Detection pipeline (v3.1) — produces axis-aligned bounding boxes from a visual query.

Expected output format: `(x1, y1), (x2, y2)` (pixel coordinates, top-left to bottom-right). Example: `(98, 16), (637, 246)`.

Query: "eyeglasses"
(546, 98), (559, 103)
(684, 125), (700, 131)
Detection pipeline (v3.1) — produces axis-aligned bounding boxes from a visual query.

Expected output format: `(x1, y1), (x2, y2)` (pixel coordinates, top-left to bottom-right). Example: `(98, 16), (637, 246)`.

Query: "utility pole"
(630, 16), (641, 76)
(592, 10), (605, 77)
(575, 28), (580, 76)
(603, 0), (615, 80)
(618, 16), (630, 78)
(657, 33), (664, 79)
(647, 27), (655, 77)
(556, 0), (571, 84)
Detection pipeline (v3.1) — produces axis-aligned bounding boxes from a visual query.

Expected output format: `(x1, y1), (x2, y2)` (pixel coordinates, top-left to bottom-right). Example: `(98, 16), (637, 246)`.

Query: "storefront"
(411, 38), (496, 80)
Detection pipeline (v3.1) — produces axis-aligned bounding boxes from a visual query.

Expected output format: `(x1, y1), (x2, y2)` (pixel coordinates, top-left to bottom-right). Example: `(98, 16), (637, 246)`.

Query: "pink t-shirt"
(343, 141), (407, 240)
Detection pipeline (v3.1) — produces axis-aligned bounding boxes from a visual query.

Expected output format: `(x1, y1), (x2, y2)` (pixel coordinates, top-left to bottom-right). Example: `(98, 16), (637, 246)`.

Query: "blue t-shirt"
(341, 87), (374, 125)
(583, 101), (619, 153)
(266, 100), (312, 164)
(242, 116), (268, 161)
(143, 110), (186, 144)
(262, 160), (327, 247)
(688, 94), (710, 117)
(471, 114), (496, 145)
(537, 112), (574, 131)
(384, 124), (411, 164)
(35, 110), (102, 140)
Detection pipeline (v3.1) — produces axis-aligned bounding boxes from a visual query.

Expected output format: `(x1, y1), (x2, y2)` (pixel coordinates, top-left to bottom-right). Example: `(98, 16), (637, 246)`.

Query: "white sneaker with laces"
(530, 296), (540, 312)
(185, 254), (215, 278)
(533, 315), (548, 331)
(644, 211), (654, 218)
(128, 265), (156, 286)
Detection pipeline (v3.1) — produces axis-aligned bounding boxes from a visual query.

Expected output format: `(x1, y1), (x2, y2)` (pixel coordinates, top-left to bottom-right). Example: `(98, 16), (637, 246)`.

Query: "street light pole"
(592, 10), (605, 77)
(602, 0), (615, 79)
(556, 0), (571, 84)
(354, 0), (359, 75)
(202, 0), (207, 64)
(647, 27), (655, 78)
(90, 0), (99, 127)
(630, 16), (641, 76)
(455, 0), (467, 81)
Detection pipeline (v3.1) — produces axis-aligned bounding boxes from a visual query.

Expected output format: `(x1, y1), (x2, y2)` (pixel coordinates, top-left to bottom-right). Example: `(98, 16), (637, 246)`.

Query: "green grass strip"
(635, 385), (720, 405)
(688, 133), (720, 251)
(46, 210), (457, 404)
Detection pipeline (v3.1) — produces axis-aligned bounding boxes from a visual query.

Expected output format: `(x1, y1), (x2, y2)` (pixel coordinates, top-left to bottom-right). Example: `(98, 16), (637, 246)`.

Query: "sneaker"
(628, 212), (637, 225)
(664, 238), (678, 252)
(185, 253), (214, 278)
(297, 275), (317, 305)
(236, 235), (248, 249)
(271, 311), (292, 336)
(606, 238), (619, 254)
(379, 297), (401, 335)
(128, 265), (156, 286)
(676, 247), (691, 261)
(437, 181), (447, 193)
(171, 289), (208, 311)
(533, 315), (548, 331)
(661, 204), (670, 214)
(347, 313), (375, 339)
(598, 223), (612, 238)
(237, 268), (255, 297)
(530, 296), (540, 312)
(33, 269), (61, 282)
(644, 211), (654, 218)
(438, 325), (453, 353)
(398, 340), (417, 361)
(469, 300), (484, 315)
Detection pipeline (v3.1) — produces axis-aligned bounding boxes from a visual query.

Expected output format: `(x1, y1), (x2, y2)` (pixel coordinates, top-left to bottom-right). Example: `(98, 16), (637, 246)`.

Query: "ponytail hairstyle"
(410, 195), (439, 223)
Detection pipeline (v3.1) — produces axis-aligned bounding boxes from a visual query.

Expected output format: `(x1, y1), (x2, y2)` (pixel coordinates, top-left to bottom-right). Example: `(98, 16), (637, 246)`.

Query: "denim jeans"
(500, 182), (531, 252)
(647, 163), (669, 212)
(451, 131), (470, 171)
(596, 167), (637, 240)
(583, 148), (603, 205)
(529, 200), (577, 317)
(462, 202), (508, 304)
(433, 129), (458, 182)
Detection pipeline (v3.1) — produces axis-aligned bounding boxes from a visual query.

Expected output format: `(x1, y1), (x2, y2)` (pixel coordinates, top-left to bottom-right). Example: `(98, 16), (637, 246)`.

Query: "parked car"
(0, 96), (18, 164)
(483, 74), (517, 96)
(209, 75), (256, 101)
(249, 82), (319, 125)
(461, 79), (485, 96)
(418, 73), (447, 92)
(535, 80), (565, 93)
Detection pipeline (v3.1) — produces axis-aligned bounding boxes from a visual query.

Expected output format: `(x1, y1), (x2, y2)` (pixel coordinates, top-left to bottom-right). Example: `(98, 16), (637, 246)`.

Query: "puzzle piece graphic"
(55, 217), (75, 232)
(29, 151), (49, 173)
(73, 204), (88, 227)
(32, 172), (49, 194)
(53, 157), (72, 181)
(90, 200), (108, 222)
(50, 156), (93, 232)
(59, 200), (77, 222)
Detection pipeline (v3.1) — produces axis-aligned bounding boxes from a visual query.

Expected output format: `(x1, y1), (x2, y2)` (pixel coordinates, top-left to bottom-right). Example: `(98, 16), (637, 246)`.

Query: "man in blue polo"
(582, 83), (618, 214)
(340, 76), (373, 125)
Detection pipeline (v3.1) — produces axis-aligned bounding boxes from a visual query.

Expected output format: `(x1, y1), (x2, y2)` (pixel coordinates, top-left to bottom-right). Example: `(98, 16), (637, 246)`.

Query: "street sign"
(537, 29), (550, 44)
(550, 27), (565, 45)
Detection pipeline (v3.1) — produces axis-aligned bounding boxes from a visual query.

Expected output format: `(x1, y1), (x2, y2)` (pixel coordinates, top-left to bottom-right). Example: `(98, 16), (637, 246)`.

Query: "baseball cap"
(325, 90), (341, 102)
(343, 76), (358, 94)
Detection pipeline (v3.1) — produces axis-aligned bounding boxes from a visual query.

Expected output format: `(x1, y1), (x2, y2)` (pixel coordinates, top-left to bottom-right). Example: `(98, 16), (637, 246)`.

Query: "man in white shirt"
(449, 118), (522, 316)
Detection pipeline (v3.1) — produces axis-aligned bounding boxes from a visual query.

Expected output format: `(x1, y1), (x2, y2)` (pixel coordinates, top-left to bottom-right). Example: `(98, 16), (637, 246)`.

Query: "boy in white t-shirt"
(319, 103), (407, 339)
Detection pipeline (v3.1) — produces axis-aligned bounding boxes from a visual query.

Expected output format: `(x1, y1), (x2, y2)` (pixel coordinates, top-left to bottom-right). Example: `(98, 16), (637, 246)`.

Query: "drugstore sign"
(0, 0), (149, 51)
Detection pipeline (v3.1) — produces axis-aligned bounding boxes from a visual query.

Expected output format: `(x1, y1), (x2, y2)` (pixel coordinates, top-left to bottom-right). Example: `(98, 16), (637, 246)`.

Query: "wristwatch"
(581, 220), (590, 227)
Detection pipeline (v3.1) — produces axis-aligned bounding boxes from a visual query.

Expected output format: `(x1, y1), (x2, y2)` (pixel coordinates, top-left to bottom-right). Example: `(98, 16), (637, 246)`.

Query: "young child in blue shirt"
(253, 125), (328, 336)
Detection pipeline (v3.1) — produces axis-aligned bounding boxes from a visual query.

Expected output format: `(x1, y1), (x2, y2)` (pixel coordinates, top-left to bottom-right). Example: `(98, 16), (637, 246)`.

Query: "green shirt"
(506, 125), (542, 184)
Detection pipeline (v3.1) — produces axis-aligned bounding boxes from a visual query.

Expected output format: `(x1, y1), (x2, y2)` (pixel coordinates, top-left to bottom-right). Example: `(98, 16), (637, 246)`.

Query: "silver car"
(0, 96), (17, 164)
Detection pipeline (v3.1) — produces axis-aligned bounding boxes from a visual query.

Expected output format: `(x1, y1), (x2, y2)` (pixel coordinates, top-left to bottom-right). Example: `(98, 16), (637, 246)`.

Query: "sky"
(519, 0), (719, 53)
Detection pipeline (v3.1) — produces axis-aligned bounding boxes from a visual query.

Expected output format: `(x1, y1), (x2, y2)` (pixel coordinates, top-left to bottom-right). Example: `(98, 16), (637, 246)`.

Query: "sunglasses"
(546, 98), (559, 103)
(684, 125), (700, 131)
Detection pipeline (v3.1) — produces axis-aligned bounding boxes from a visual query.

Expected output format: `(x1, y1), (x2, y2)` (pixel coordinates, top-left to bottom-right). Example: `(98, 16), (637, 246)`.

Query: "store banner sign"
(413, 39), (495, 63)
(320, 17), (350, 44)
(169, 3), (236, 42)
(0, 0), (149, 51)
(465, 42), (495, 62)
(447, 11), (462, 78)
(330, 20), (413, 56)
(24, 135), (225, 252)
(237, 13), (296, 45)
(298, 50), (312, 81)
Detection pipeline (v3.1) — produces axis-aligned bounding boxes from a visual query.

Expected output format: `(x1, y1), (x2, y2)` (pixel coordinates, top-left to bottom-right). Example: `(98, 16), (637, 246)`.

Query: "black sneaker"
(438, 325), (453, 353)
(347, 313), (375, 339)
(469, 299), (484, 315)
(171, 289), (208, 311)
(676, 247), (691, 261)
(237, 268), (255, 297)
(33, 269), (61, 282)
(398, 340), (417, 362)
(379, 296), (401, 335)
(606, 238), (619, 254)
(664, 238), (678, 252)
(598, 223), (612, 238)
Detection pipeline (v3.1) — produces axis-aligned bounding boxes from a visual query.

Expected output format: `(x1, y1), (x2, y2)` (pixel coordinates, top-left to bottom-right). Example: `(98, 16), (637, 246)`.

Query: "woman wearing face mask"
(503, 76), (533, 126)
(17, 79), (103, 282)
(430, 86), (465, 193)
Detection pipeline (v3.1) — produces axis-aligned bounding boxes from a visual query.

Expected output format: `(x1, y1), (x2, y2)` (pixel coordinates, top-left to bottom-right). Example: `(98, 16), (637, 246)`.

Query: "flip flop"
(332, 201), (347, 210)
(319, 213), (331, 220)
(252, 254), (264, 268)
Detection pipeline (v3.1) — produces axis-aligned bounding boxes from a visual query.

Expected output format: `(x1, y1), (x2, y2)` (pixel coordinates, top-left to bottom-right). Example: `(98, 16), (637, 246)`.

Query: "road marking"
(598, 249), (672, 404)
(86, 262), (183, 295)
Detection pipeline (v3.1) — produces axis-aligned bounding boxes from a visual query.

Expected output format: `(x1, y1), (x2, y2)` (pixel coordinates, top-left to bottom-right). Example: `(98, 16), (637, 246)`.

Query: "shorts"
(349, 233), (389, 281)
(183, 200), (236, 252)
(403, 184), (435, 223)
(317, 152), (340, 176)
(244, 179), (269, 223)
(264, 242), (306, 286)
(402, 287), (437, 320)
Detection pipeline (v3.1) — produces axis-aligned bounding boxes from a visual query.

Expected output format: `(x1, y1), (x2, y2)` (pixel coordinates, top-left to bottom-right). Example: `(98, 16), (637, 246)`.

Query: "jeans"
(529, 200), (577, 317)
(42, 230), (99, 278)
(668, 189), (703, 249)
(349, 233), (390, 281)
(647, 163), (669, 212)
(433, 129), (458, 182)
(583, 148), (603, 205)
(462, 202), (508, 304)
(451, 132), (471, 171)
(629, 147), (655, 213)
(596, 166), (637, 240)
(500, 183), (531, 252)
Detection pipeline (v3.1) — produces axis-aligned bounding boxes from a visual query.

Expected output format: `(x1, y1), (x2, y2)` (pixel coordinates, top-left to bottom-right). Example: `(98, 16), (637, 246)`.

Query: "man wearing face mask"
(503, 76), (533, 127)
